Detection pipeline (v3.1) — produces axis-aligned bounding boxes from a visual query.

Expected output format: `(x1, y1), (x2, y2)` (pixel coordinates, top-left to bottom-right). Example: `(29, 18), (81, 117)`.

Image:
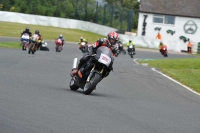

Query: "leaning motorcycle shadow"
(63, 88), (114, 98)
(65, 87), (119, 98)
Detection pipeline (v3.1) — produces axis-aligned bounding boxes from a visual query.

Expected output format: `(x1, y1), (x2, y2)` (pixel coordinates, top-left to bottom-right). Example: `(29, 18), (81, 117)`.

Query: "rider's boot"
(70, 68), (78, 77)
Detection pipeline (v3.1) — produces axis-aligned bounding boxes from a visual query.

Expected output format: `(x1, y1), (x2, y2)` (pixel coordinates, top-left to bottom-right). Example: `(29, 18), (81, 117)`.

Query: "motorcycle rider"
(70, 31), (119, 78)
(33, 30), (42, 50)
(126, 40), (135, 53)
(21, 27), (32, 37)
(57, 34), (65, 47)
(20, 27), (32, 45)
(117, 39), (124, 51)
(78, 37), (88, 50)
(158, 41), (166, 53)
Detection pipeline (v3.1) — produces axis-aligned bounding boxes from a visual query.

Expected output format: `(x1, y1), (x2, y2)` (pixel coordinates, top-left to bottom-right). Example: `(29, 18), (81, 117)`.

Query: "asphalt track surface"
(0, 37), (200, 133)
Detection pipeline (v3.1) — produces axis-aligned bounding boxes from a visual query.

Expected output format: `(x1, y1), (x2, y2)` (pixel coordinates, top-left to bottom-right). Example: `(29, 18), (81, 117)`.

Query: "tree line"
(0, 0), (140, 31)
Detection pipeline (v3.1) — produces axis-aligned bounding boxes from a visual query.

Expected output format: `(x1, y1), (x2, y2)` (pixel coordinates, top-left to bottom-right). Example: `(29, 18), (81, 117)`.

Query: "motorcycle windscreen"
(81, 42), (85, 46)
(56, 39), (62, 45)
(129, 44), (133, 48)
(95, 46), (113, 67)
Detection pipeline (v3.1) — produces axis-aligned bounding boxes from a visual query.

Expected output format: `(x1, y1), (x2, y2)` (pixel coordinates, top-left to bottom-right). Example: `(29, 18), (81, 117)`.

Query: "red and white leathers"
(89, 38), (118, 56)
(70, 31), (119, 77)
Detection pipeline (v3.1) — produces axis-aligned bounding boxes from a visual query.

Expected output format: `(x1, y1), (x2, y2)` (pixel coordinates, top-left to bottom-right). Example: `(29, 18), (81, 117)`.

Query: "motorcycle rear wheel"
(22, 42), (26, 50)
(28, 44), (33, 54)
(83, 73), (101, 95)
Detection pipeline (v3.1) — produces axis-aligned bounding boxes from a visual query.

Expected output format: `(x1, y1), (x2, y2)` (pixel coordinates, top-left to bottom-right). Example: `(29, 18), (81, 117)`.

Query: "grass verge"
(0, 21), (104, 43)
(138, 58), (200, 93)
(0, 42), (20, 49)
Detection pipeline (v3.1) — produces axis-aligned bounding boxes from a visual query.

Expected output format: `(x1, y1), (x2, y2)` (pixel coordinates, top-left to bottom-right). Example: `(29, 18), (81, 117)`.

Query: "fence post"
(75, 0), (78, 19)
(103, 4), (106, 25)
(29, 0), (32, 14)
(127, 9), (133, 31)
(56, 0), (59, 17)
(120, 8), (123, 30)
(85, 0), (88, 21)
(94, 2), (98, 23)
(110, 5), (113, 27)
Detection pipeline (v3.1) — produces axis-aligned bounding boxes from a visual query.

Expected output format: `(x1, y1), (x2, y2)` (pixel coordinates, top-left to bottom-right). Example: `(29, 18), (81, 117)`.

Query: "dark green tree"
(104, 0), (139, 30)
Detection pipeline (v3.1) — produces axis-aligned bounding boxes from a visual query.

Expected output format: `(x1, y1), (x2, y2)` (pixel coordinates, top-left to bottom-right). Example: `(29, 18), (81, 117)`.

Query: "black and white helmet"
(25, 27), (30, 32)
(59, 34), (63, 38)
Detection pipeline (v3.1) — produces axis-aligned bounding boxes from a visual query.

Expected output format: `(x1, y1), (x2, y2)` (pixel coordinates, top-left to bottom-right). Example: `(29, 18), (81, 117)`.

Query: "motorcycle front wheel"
(130, 54), (133, 58)
(122, 49), (126, 55)
(55, 46), (58, 52)
(164, 52), (168, 57)
(83, 73), (101, 95)
(69, 78), (79, 91)
(32, 44), (36, 54)
(58, 46), (62, 52)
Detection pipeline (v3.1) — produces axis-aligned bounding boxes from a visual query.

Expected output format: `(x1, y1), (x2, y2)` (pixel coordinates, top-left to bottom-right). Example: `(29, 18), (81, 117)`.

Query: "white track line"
(133, 59), (139, 64)
(134, 58), (200, 96)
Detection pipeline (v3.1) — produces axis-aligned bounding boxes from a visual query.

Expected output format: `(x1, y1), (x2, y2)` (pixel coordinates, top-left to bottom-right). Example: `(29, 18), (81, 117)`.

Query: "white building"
(137, 0), (200, 52)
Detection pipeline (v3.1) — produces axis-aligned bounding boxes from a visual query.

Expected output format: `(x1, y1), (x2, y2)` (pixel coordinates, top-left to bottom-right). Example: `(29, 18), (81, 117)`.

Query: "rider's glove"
(112, 45), (118, 51)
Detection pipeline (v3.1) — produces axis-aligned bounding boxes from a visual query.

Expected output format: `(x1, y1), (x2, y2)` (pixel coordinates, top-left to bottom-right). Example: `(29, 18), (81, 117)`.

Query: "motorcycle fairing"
(129, 44), (133, 48)
(21, 33), (30, 42)
(95, 46), (113, 67)
(81, 42), (86, 46)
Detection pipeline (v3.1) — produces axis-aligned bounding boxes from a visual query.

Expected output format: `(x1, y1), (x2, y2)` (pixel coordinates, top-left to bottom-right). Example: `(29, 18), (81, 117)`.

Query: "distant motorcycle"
(79, 42), (87, 53)
(115, 43), (126, 57)
(40, 40), (49, 51)
(160, 45), (168, 57)
(128, 44), (135, 58)
(21, 33), (30, 51)
(55, 39), (63, 52)
(28, 34), (39, 54)
(69, 46), (113, 95)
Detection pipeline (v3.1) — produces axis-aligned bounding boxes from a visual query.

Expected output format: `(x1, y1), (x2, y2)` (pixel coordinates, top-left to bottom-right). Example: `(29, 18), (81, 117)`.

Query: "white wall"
(1, 11), (198, 52)
(137, 12), (200, 52)
(0, 11), (117, 36)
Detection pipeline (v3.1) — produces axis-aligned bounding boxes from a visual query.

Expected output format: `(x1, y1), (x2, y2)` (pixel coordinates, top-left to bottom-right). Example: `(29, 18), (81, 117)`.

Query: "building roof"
(139, 0), (200, 18)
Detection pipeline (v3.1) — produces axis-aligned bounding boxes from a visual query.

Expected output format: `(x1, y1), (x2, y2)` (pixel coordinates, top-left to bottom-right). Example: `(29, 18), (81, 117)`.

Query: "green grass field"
(0, 42), (20, 48)
(139, 58), (200, 93)
(0, 21), (104, 43)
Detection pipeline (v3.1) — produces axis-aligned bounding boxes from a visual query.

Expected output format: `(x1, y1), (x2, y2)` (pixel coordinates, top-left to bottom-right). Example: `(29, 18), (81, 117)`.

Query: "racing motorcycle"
(69, 46), (113, 95)
(79, 42), (87, 53)
(28, 34), (40, 54)
(55, 39), (63, 52)
(128, 44), (135, 58)
(115, 43), (126, 57)
(40, 40), (49, 51)
(21, 33), (30, 51)
(160, 45), (168, 57)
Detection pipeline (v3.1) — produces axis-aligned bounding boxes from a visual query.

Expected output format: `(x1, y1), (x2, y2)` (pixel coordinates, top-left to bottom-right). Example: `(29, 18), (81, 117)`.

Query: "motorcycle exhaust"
(72, 58), (78, 69)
